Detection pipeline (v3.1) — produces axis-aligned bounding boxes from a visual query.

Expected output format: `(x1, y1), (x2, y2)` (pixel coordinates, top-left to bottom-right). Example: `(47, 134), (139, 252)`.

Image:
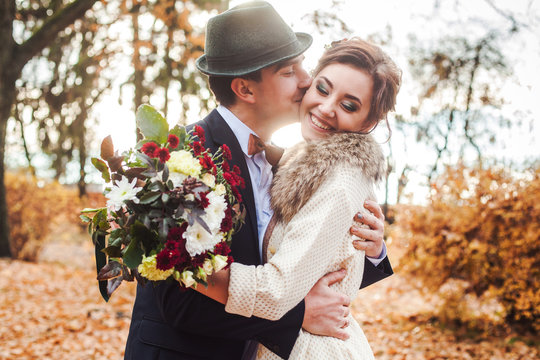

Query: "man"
(124, 2), (392, 359)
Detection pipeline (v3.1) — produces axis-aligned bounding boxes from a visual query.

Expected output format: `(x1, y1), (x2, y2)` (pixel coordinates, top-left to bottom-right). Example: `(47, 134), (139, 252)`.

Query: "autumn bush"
(395, 164), (540, 333)
(6, 171), (105, 261)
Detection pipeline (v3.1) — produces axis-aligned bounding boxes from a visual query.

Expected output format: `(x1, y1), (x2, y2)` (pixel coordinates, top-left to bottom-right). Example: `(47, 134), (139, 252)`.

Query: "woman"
(197, 37), (401, 359)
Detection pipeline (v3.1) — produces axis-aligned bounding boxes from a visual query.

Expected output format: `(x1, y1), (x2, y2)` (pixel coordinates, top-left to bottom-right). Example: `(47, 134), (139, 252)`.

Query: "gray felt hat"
(196, 1), (312, 76)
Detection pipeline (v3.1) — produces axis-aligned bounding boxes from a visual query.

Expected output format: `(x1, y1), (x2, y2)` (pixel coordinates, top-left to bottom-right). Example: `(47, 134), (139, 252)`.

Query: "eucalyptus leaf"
(136, 104), (169, 143)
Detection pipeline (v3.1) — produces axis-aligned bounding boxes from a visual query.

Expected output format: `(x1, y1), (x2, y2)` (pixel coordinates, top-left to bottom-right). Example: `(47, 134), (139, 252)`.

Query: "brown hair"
(208, 70), (262, 107)
(314, 37), (401, 133)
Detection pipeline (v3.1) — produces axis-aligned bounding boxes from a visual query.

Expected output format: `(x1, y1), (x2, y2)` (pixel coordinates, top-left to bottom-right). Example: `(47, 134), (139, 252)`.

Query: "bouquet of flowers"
(82, 105), (245, 300)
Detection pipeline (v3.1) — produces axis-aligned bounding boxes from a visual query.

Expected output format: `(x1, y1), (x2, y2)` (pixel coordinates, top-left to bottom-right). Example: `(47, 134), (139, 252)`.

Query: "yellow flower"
(137, 254), (174, 281)
(167, 150), (202, 178)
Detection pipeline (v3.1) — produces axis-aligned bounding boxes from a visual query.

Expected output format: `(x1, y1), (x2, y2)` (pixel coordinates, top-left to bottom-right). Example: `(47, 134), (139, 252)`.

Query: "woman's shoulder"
(271, 133), (385, 223)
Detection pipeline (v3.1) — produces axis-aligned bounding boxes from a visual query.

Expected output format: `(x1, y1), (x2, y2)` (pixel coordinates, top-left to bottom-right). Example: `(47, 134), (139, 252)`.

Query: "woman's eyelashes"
(316, 81), (359, 113)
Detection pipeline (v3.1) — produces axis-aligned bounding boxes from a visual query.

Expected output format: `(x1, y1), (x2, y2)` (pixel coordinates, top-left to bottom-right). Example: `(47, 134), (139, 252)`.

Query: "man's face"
(250, 56), (312, 129)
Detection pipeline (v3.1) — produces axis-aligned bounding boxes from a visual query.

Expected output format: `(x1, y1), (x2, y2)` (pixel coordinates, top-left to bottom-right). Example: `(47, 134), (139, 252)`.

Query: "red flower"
(156, 147), (171, 163)
(191, 252), (207, 268)
(167, 223), (188, 241)
(223, 172), (236, 186)
(221, 144), (232, 160)
(226, 255), (234, 269)
(199, 154), (214, 170)
(222, 160), (230, 173)
(141, 142), (159, 157)
(233, 165), (241, 175)
(194, 125), (206, 144)
(168, 134), (180, 149)
(231, 185), (242, 203)
(190, 141), (204, 156)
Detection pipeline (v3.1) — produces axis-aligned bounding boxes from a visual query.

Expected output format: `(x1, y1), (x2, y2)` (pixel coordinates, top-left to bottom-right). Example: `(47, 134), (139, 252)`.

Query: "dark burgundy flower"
(222, 172), (236, 186)
(214, 241), (231, 256)
(191, 252), (207, 268)
(226, 255), (234, 269)
(231, 185), (242, 203)
(156, 248), (181, 270)
(232, 165), (241, 175)
(190, 141), (204, 156)
(197, 192), (210, 209)
(167, 223), (188, 241)
(221, 144), (232, 160)
(141, 142), (159, 157)
(168, 134), (180, 149)
(220, 208), (233, 233)
(156, 147), (171, 163)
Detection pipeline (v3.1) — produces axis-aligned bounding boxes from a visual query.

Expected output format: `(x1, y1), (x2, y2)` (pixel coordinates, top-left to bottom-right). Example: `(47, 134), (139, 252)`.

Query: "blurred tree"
(118, 0), (226, 141)
(404, 31), (512, 184)
(0, 0), (99, 257)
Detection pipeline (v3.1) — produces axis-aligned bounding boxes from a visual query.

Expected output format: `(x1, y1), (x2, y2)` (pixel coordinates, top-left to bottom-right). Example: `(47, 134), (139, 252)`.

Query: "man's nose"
(297, 68), (312, 89)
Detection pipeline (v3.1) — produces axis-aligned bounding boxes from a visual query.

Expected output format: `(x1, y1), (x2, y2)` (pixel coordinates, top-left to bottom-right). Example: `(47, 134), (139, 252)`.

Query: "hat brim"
(196, 32), (313, 76)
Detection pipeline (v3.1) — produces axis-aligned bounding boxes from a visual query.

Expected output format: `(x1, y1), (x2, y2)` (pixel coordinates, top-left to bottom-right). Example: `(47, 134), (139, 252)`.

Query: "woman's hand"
(350, 200), (385, 258)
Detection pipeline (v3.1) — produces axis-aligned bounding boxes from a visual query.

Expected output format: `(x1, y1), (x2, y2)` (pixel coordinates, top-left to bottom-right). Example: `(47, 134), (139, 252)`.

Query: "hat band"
(206, 38), (299, 69)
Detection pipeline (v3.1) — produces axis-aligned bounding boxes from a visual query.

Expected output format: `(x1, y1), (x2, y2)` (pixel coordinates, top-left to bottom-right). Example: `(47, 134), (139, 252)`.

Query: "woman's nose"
(319, 100), (335, 117)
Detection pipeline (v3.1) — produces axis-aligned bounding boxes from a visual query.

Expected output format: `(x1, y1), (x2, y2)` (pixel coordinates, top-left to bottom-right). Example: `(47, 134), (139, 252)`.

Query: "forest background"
(0, 0), (538, 359)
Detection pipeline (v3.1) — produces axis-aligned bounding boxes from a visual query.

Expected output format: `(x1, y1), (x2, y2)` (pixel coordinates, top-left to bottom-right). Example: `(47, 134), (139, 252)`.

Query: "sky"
(6, 0), (540, 203)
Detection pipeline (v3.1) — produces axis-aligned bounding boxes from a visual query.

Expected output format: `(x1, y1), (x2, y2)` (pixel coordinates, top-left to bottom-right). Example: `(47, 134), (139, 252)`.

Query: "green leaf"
(101, 135), (114, 160)
(80, 214), (91, 223)
(123, 236), (144, 269)
(102, 245), (123, 258)
(139, 191), (161, 204)
(169, 125), (186, 148)
(130, 220), (158, 254)
(136, 104), (169, 143)
(91, 157), (111, 183)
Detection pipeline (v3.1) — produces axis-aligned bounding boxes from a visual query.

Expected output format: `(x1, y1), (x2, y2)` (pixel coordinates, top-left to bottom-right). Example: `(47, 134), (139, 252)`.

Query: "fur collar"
(270, 132), (385, 223)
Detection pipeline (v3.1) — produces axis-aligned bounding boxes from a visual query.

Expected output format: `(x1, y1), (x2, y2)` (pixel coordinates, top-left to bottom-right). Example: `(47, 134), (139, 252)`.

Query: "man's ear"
(231, 78), (256, 104)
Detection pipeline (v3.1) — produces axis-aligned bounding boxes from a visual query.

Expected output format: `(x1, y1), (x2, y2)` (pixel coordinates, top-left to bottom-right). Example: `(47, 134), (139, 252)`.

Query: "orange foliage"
(395, 164), (540, 333)
(6, 172), (105, 261)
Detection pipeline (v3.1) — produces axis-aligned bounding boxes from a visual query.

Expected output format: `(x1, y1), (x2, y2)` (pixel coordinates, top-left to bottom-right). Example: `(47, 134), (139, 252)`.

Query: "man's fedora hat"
(196, 1), (312, 76)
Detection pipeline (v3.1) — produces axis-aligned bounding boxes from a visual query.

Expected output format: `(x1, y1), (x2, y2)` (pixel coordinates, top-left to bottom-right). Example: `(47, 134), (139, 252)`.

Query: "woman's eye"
(316, 83), (329, 95)
(342, 102), (358, 112)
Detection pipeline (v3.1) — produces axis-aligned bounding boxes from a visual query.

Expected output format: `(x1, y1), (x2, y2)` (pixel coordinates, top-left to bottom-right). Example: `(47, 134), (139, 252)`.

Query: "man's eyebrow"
(320, 76), (362, 105)
(272, 55), (305, 73)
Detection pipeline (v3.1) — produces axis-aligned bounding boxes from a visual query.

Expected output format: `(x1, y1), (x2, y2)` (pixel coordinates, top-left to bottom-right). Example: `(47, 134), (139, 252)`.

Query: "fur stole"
(270, 132), (385, 223)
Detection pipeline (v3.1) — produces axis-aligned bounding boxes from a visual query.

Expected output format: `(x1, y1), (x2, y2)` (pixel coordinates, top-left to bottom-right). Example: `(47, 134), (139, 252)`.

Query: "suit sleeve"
(151, 279), (303, 359)
(360, 255), (393, 288)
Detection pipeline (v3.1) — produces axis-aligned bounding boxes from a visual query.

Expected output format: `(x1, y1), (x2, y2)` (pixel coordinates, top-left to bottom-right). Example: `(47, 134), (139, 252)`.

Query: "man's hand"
(350, 200), (385, 258)
(302, 269), (350, 340)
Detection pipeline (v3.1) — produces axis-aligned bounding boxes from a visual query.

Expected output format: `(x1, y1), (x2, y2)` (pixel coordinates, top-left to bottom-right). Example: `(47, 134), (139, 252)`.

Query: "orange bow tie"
(247, 133), (284, 167)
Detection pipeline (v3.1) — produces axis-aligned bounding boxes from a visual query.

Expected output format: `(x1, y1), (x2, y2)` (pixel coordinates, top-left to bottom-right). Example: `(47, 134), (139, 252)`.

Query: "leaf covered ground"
(0, 227), (538, 359)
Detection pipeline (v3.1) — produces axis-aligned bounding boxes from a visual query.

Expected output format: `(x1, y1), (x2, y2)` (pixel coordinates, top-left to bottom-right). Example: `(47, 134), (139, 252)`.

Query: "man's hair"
(314, 38), (402, 132)
(208, 70), (263, 107)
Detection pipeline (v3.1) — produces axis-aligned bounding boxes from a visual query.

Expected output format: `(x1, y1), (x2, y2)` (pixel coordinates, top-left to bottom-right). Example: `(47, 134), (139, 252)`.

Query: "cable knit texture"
(226, 133), (384, 359)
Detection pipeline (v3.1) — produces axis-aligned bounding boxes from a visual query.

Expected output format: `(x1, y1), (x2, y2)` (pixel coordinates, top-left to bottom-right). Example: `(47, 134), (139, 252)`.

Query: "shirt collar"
(217, 105), (259, 157)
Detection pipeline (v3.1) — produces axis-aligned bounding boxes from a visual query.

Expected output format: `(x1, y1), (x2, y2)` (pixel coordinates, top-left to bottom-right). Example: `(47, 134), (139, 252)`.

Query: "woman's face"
(300, 63), (374, 141)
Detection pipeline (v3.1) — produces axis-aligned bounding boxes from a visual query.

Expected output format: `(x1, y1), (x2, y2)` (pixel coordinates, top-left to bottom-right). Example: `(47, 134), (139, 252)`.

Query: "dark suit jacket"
(124, 110), (393, 360)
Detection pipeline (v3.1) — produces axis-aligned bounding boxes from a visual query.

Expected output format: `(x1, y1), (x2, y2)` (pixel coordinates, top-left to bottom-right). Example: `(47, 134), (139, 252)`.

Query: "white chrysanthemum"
(183, 221), (223, 257)
(105, 177), (143, 211)
(214, 184), (226, 196)
(203, 192), (227, 228)
(167, 150), (202, 178)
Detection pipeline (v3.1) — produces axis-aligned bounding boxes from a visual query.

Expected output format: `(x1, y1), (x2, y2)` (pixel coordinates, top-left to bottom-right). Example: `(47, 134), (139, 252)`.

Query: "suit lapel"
(202, 110), (261, 265)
